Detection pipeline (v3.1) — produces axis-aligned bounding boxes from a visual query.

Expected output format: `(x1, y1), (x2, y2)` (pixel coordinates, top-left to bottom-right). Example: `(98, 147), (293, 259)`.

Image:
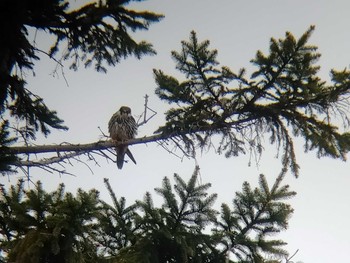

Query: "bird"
(108, 106), (138, 169)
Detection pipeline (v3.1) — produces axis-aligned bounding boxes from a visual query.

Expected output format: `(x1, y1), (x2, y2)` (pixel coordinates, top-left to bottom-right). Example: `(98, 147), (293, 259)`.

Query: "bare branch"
(285, 249), (300, 263)
(5, 134), (166, 155)
(137, 94), (157, 126)
(19, 151), (84, 166)
(34, 47), (64, 68)
(155, 140), (184, 160)
(2, 133), (171, 175)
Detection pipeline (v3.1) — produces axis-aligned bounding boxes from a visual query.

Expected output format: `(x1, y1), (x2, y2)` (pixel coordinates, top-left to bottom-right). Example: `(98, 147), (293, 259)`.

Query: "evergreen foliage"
(0, 121), (19, 174)
(96, 178), (139, 256)
(154, 27), (350, 177)
(0, 170), (295, 262)
(214, 174), (295, 262)
(0, 180), (101, 263)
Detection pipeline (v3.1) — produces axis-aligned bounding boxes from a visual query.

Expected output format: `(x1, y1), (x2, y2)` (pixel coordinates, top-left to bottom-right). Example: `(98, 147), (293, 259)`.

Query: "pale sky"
(3, 1), (350, 262)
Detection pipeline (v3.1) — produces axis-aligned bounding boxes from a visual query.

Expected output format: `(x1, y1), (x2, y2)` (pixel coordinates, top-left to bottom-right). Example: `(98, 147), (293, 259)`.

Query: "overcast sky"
(3, 0), (350, 262)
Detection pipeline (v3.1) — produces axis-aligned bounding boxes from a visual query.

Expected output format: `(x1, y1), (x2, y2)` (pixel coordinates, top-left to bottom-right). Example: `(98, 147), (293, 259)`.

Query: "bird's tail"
(116, 146), (127, 169)
(116, 146), (137, 169)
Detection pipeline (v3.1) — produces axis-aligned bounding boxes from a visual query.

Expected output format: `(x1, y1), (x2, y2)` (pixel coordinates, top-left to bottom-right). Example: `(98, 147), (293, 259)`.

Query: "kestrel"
(108, 106), (138, 169)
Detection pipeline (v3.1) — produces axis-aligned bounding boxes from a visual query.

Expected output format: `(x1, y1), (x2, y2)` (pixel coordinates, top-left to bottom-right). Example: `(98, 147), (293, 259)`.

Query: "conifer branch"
(2, 134), (166, 173)
(3, 27), (350, 179)
(5, 134), (165, 155)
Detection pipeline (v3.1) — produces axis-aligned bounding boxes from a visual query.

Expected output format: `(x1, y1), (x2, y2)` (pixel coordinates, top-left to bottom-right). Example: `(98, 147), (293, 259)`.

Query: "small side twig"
(285, 249), (300, 263)
(156, 140), (183, 160)
(137, 94), (157, 126)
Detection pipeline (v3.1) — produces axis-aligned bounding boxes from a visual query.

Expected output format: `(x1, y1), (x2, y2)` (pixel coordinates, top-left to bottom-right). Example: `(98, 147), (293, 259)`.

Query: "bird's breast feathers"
(108, 114), (137, 141)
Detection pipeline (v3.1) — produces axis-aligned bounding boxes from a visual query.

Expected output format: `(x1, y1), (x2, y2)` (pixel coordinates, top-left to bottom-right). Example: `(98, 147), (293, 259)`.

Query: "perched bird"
(108, 106), (138, 169)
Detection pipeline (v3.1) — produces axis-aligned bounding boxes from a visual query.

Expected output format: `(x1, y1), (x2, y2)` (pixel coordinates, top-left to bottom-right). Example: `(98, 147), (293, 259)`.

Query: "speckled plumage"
(108, 106), (137, 169)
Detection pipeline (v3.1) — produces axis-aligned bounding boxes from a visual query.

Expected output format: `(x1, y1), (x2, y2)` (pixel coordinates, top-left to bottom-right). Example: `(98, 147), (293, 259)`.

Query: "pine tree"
(1, 169), (296, 262)
(0, 180), (102, 262)
(106, 168), (295, 263)
(154, 27), (350, 177)
(96, 178), (139, 257)
(105, 167), (219, 263)
(214, 174), (295, 262)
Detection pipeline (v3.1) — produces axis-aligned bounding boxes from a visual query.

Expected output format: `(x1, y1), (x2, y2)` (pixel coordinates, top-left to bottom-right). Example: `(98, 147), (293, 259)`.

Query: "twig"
(98, 126), (109, 138)
(33, 47), (64, 67)
(285, 249), (299, 263)
(18, 151), (85, 166)
(72, 155), (95, 174)
(170, 137), (193, 159)
(156, 140), (183, 160)
(137, 94), (157, 126)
